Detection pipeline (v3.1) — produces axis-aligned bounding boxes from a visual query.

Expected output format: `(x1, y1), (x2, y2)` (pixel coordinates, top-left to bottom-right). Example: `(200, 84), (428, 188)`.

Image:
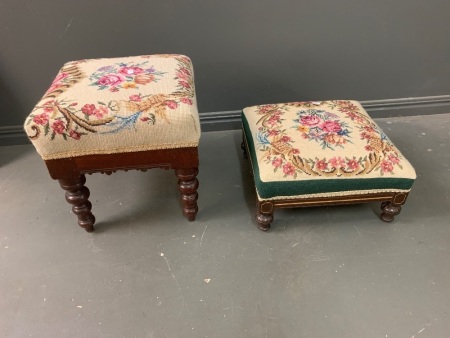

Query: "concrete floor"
(0, 113), (449, 338)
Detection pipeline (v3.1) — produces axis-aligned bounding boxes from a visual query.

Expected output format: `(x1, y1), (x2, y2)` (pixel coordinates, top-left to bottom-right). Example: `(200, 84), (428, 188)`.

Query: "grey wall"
(1, 0), (450, 136)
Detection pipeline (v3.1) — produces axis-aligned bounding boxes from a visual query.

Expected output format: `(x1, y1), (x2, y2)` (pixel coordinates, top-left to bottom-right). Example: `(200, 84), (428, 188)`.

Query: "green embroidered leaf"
(62, 133), (67, 141)
(44, 123), (50, 136)
(50, 132), (56, 140)
(98, 101), (106, 106)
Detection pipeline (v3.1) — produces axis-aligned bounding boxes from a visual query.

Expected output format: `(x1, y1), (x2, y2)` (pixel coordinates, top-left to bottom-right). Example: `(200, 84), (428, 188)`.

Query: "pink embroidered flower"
(381, 159), (394, 173)
(81, 104), (96, 115)
(33, 113), (49, 125)
(118, 66), (144, 75)
(176, 70), (189, 80)
(281, 135), (292, 143)
(316, 159), (328, 170)
(97, 74), (125, 87)
(134, 74), (155, 84)
(179, 81), (191, 88)
(129, 94), (142, 102)
(282, 163), (296, 176)
(140, 117), (150, 122)
(51, 120), (65, 134)
(272, 157), (283, 168)
(319, 120), (342, 133)
(360, 132), (372, 140)
(69, 130), (81, 140)
(267, 129), (280, 136)
(301, 115), (322, 126)
(388, 154), (400, 164)
(347, 159), (360, 170)
(291, 148), (300, 154)
(165, 100), (178, 109)
(180, 97), (193, 105)
(365, 145), (373, 151)
(109, 87), (120, 92)
(42, 100), (55, 112)
(267, 114), (281, 126)
(93, 106), (108, 119)
(329, 156), (345, 168)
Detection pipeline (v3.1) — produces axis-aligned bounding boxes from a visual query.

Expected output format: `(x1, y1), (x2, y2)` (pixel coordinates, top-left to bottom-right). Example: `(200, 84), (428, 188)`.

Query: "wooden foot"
(381, 201), (402, 222)
(256, 213), (273, 231)
(256, 200), (274, 231)
(58, 175), (95, 232)
(175, 168), (199, 221)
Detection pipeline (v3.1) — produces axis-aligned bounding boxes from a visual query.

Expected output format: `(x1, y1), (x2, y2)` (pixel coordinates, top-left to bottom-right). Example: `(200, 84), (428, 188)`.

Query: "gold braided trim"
(40, 142), (199, 160)
(257, 188), (411, 201)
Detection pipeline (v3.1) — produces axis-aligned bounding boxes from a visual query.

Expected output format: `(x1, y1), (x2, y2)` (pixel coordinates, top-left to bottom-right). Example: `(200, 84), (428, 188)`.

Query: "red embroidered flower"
(81, 104), (96, 115)
(346, 159), (360, 170)
(301, 115), (322, 126)
(281, 135), (292, 143)
(180, 97), (193, 105)
(118, 66), (144, 75)
(291, 148), (300, 154)
(97, 74), (125, 87)
(319, 120), (342, 133)
(329, 156), (345, 168)
(267, 129), (280, 136)
(267, 115), (281, 126)
(165, 100), (178, 109)
(93, 106), (108, 119)
(179, 81), (191, 88)
(272, 157), (283, 168)
(140, 117), (150, 122)
(388, 154), (400, 164)
(365, 145), (373, 151)
(381, 159), (394, 173)
(129, 95), (142, 102)
(69, 130), (81, 140)
(33, 113), (49, 126)
(282, 163), (296, 176)
(51, 120), (65, 134)
(316, 159), (328, 170)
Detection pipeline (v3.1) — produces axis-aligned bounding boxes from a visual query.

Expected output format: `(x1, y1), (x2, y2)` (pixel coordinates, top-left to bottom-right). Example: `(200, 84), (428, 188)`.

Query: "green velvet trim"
(242, 113), (415, 199)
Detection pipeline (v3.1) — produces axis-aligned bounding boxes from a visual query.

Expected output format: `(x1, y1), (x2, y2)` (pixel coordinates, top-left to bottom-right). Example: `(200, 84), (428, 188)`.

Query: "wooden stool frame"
(241, 131), (408, 231)
(45, 147), (199, 232)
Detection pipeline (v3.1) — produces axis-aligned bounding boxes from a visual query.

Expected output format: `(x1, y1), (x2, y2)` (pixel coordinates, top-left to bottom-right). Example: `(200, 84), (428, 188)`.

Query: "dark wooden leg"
(58, 175), (95, 232)
(380, 201), (402, 222)
(175, 168), (199, 221)
(256, 200), (274, 231)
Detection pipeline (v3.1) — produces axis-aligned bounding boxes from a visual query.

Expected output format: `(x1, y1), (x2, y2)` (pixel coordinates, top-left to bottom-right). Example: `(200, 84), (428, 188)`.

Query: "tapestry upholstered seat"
(24, 54), (200, 232)
(241, 100), (416, 231)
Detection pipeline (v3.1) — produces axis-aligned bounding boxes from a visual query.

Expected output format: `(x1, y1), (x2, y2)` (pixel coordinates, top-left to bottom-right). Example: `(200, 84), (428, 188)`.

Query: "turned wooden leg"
(380, 201), (402, 222)
(58, 175), (95, 232)
(380, 192), (408, 222)
(256, 200), (274, 231)
(175, 168), (199, 221)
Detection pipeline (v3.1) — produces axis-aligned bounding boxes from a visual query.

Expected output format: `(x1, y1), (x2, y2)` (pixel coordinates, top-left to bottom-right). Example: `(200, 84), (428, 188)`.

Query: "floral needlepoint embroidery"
(253, 100), (406, 177)
(89, 61), (165, 92)
(26, 55), (197, 142)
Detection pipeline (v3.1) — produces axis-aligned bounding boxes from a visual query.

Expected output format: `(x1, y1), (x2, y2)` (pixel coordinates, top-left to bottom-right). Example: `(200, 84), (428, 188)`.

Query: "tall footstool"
(24, 54), (200, 232)
(242, 100), (416, 231)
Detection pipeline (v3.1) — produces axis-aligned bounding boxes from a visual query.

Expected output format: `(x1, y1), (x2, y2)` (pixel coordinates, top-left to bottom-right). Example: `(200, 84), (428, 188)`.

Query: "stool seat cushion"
(24, 54), (200, 160)
(242, 100), (416, 200)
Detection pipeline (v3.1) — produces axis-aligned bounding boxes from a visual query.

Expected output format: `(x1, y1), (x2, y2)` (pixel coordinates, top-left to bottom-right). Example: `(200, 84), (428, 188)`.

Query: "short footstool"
(241, 100), (416, 231)
(24, 54), (200, 232)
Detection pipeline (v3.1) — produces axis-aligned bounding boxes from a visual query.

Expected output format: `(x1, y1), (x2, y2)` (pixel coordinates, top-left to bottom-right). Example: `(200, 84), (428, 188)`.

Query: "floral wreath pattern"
(253, 100), (404, 178)
(26, 55), (195, 141)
